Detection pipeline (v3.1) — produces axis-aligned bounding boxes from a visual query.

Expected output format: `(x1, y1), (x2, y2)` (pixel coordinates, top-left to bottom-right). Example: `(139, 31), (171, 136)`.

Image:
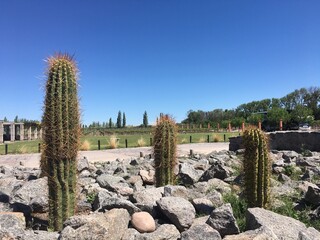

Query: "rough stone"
(131, 211), (156, 233)
(178, 163), (201, 185)
(206, 203), (239, 238)
(163, 185), (189, 199)
(304, 186), (320, 206)
(0, 213), (26, 238)
(60, 209), (130, 240)
(223, 226), (278, 240)
(298, 227), (320, 240)
(93, 196), (140, 215)
(77, 157), (90, 172)
(136, 224), (180, 240)
(199, 163), (233, 181)
(11, 177), (48, 214)
(156, 196), (195, 231)
(139, 170), (155, 185)
(191, 198), (214, 215)
(180, 223), (221, 240)
(96, 174), (133, 196)
(246, 207), (317, 240)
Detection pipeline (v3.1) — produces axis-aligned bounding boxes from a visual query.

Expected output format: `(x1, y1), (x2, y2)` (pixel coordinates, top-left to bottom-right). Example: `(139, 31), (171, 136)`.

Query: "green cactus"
(153, 115), (177, 187)
(243, 128), (270, 208)
(40, 53), (80, 231)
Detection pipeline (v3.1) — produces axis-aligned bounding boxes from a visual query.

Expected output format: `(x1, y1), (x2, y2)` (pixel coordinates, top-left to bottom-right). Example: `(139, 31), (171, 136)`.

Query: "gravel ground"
(0, 142), (229, 168)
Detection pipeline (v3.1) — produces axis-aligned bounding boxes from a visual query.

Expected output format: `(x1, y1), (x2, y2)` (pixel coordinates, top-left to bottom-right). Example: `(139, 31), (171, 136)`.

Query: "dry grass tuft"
(17, 145), (28, 154)
(80, 140), (91, 151)
(180, 137), (187, 144)
(213, 134), (221, 142)
(198, 137), (206, 143)
(137, 137), (146, 147)
(108, 135), (119, 149)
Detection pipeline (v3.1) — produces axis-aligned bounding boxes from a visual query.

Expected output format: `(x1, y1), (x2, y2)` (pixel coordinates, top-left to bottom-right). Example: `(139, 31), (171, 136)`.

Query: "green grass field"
(0, 132), (240, 155)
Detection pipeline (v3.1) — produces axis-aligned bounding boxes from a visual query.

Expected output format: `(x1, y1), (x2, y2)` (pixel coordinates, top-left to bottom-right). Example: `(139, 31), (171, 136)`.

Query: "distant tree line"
(182, 87), (320, 130)
(83, 111), (149, 129)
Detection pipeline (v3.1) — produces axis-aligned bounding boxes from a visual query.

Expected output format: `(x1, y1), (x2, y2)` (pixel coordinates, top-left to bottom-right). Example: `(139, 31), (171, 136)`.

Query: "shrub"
(212, 134), (220, 142)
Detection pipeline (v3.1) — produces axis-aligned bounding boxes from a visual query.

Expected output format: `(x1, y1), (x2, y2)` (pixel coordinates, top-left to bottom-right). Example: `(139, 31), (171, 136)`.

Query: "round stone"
(131, 211), (156, 233)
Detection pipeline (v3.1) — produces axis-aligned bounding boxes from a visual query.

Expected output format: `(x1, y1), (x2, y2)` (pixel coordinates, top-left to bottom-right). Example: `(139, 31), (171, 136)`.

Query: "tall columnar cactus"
(40, 53), (80, 231)
(153, 115), (177, 187)
(243, 128), (270, 208)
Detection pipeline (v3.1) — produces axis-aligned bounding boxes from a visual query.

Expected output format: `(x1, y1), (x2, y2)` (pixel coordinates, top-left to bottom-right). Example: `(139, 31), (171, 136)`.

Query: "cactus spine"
(153, 115), (177, 187)
(41, 54), (80, 231)
(243, 128), (270, 208)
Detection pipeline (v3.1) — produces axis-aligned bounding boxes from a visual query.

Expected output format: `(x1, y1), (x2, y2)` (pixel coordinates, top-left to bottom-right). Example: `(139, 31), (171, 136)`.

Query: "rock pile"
(0, 149), (320, 239)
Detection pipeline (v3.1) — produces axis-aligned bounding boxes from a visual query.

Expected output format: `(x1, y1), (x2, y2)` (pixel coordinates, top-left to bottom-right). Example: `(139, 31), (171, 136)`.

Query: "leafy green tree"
(14, 116), (19, 123)
(143, 111), (148, 127)
(247, 113), (263, 125)
(290, 105), (313, 124)
(116, 111), (122, 128)
(109, 118), (113, 128)
(266, 108), (290, 127)
(122, 112), (126, 128)
(3, 117), (8, 122)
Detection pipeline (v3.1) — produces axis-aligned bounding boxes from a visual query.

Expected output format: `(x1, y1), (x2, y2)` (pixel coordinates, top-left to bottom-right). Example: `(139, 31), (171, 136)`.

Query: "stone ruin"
(0, 121), (42, 144)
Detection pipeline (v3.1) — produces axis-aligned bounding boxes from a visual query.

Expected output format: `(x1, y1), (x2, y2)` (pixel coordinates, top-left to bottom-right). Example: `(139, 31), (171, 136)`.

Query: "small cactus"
(243, 128), (270, 208)
(153, 115), (177, 187)
(40, 53), (80, 231)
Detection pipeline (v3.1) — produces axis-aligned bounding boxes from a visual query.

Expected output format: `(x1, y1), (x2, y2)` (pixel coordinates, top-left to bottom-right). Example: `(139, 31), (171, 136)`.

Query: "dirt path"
(0, 142), (229, 168)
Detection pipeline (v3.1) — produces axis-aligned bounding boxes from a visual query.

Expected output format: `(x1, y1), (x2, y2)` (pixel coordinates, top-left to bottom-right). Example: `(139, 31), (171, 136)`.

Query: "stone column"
(207, 123), (210, 129)
(10, 123), (15, 141)
(28, 127), (32, 140)
(228, 123), (232, 132)
(242, 122), (245, 132)
(34, 128), (38, 140)
(258, 121), (262, 130)
(217, 123), (220, 132)
(20, 124), (24, 141)
(280, 119), (283, 131)
(0, 122), (3, 143)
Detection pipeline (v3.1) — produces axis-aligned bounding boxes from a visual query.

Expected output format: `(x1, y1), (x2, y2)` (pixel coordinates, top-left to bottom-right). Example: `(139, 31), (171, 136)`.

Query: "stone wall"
(229, 131), (320, 153)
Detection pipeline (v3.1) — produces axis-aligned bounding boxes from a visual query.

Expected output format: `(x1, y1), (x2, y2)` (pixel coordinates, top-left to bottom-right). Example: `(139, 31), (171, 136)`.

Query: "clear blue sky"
(1, 1), (319, 126)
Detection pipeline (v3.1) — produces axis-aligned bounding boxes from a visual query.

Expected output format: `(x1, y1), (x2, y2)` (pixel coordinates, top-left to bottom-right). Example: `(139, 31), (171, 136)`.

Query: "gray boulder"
(134, 224), (180, 240)
(199, 163), (233, 181)
(11, 177), (48, 214)
(180, 224), (221, 240)
(139, 170), (155, 185)
(223, 226), (278, 240)
(246, 207), (320, 240)
(178, 163), (201, 185)
(60, 209), (130, 240)
(93, 196), (140, 215)
(77, 157), (90, 172)
(156, 196), (196, 231)
(131, 187), (164, 214)
(206, 203), (239, 238)
(163, 185), (189, 199)
(304, 186), (320, 206)
(191, 198), (214, 215)
(298, 227), (320, 240)
(96, 174), (133, 196)
(0, 213), (26, 239)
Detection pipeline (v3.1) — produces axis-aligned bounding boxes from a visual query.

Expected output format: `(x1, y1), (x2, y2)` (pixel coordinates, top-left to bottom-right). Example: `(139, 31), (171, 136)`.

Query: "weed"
(223, 192), (247, 232)
(86, 192), (97, 204)
(198, 137), (206, 143)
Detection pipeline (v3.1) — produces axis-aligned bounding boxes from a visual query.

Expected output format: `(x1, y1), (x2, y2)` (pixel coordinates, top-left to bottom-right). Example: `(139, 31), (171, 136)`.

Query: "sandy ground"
(0, 142), (229, 168)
